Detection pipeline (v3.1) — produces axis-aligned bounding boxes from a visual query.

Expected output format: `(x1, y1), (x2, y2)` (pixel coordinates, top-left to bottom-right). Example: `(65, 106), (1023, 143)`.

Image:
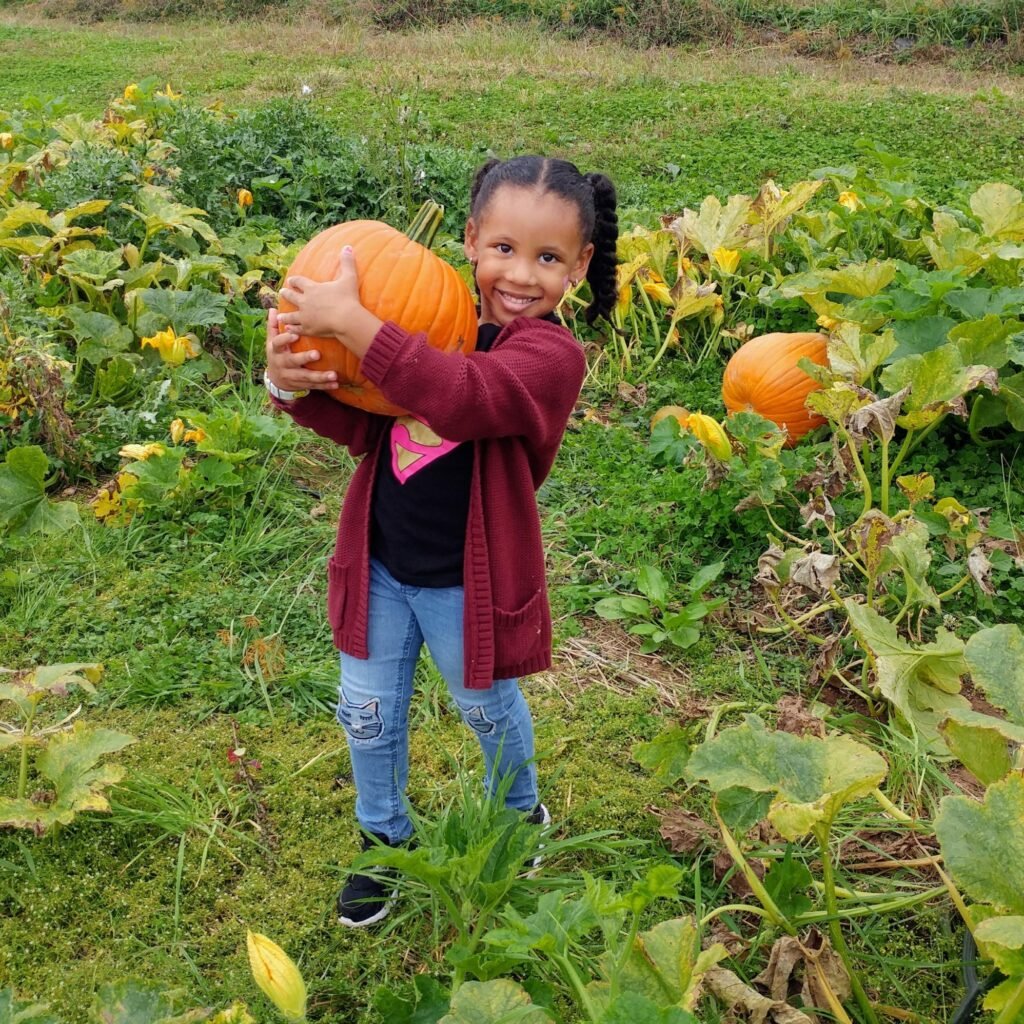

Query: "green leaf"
(93, 355), (139, 406)
(59, 247), (124, 282)
(940, 708), (1024, 785)
(970, 183), (1024, 240)
(844, 600), (968, 749)
(135, 287), (229, 333)
(949, 315), (1018, 370)
(965, 624), (1024, 724)
(715, 786), (773, 832)
(666, 627), (700, 649)
(826, 259), (897, 298)
(636, 566), (668, 605)
(373, 976), (450, 1024)
(883, 519), (940, 612)
(0, 723), (134, 831)
(0, 446), (81, 537)
(974, 917), (1024, 980)
(438, 979), (553, 1024)
(945, 285), (1024, 320)
(64, 308), (133, 365)
(599, 993), (698, 1024)
(685, 715), (887, 839)
(879, 346), (997, 430)
(595, 598), (630, 621)
(120, 449), (187, 507)
(593, 916), (727, 1014)
(888, 316), (956, 363)
(687, 561), (725, 594)
(828, 323), (897, 383)
(483, 891), (595, 958)
(935, 773), (1024, 915)
(0, 989), (62, 1024)
(633, 727), (692, 785)
(91, 979), (209, 1024)
(763, 846), (814, 918)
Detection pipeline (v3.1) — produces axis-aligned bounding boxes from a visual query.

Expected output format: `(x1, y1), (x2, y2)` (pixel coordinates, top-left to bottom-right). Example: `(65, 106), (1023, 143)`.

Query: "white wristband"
(264, 370), (308, 402)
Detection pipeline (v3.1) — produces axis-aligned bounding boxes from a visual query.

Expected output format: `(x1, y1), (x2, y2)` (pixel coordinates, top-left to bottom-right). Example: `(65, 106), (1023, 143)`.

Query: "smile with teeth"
(497, 289), (539, 308)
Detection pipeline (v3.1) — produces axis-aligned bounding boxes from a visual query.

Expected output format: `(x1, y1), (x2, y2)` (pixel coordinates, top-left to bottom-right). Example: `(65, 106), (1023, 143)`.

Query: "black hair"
(469, 156), (618, 327)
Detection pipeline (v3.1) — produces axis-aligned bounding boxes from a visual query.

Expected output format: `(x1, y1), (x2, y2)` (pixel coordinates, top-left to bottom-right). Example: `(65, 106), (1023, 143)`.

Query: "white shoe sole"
(338, 890), (397, 928)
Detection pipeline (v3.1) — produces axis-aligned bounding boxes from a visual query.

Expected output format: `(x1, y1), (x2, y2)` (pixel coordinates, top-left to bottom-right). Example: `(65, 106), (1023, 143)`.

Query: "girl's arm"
(277, 250), (585, 448)
(265, 308), (387, 458)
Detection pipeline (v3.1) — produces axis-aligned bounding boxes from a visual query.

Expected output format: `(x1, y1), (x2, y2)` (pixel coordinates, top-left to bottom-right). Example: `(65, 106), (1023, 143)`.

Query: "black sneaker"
(337, 832), (398, 928)
(525, 803), (551, 875)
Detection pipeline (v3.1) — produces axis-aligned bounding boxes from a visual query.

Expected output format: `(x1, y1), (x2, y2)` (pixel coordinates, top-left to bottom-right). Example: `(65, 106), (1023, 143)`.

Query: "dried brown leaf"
(705, 966), (816, 1024)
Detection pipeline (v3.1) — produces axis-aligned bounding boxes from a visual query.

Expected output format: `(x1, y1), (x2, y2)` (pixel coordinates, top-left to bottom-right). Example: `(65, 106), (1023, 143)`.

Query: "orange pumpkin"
(279, 205), (477, 417)
(722, 332), (829, 442)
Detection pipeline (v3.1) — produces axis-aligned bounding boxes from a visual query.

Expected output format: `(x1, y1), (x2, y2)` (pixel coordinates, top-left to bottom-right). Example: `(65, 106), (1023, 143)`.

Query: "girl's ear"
(464, 218), (479, 262)
(571, 242), (594, 283)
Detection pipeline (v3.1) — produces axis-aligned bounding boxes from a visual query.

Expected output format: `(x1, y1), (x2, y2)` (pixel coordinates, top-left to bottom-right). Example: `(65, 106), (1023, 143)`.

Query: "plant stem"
(817, 830), (880, 1024)
(699, 903), (769, 927)
(794, 885), (945, 925)
(879, 434), (891, 516)
(936, 574), (972, 602)
(837, 425), (873, 517)
(715, 808), (794, 934)
(872, 789), (913, 823)
(17, 700), (38, 801)
(554, 953), (600, 1022)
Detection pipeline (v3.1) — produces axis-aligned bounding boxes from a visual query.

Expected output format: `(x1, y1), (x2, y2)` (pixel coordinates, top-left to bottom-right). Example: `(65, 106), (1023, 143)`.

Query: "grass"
(2, 14), (1024, 212)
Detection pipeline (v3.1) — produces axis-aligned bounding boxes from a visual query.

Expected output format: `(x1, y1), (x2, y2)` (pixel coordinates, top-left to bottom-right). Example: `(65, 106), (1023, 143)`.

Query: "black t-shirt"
(369, 322), (502, 588)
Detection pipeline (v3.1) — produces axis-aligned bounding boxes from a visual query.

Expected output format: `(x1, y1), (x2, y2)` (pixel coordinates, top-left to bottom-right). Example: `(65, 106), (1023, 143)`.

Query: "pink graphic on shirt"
(390, 415), (459, 484)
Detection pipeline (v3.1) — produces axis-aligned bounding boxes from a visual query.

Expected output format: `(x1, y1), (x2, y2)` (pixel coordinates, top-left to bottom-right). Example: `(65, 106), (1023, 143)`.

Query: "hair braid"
(469, 158), (502, 216)
(582, 172), (618, 326)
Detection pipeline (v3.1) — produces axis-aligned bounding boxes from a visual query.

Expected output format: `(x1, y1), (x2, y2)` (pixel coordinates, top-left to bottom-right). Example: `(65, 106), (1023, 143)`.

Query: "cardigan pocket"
(492, 588), (546, 668)
(326, 554), (356, 632)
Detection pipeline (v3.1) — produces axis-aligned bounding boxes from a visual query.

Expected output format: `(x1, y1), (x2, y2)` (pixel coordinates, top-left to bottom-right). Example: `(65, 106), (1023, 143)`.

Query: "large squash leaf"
(935, 774), (1024, 916)
(438, 980), (552, 1024)
(0, 446), (81, 537)
(685, 716), (887, 840)
(844, 600), (968, 749)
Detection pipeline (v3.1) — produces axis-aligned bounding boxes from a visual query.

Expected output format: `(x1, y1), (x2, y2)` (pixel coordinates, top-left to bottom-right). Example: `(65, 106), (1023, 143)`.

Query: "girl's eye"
(496, 243), (512, 254)
(540, 253), (559, 265)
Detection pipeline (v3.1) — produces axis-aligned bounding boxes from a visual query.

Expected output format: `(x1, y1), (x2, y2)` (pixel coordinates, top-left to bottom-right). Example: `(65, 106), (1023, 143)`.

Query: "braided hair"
(468, 156), (618, 327)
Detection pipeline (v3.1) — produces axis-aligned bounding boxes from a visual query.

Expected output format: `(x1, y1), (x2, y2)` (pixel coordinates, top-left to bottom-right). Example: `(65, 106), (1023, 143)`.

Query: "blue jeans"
(337, 558), (539, 842)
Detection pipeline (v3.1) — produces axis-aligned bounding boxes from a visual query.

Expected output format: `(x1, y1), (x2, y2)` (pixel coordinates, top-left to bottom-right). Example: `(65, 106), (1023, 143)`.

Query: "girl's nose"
(507, 259), (536, 285)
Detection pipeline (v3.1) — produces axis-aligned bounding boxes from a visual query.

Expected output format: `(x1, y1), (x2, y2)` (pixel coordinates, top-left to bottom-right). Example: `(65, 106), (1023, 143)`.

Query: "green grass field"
(2, 11), (1024, 1022)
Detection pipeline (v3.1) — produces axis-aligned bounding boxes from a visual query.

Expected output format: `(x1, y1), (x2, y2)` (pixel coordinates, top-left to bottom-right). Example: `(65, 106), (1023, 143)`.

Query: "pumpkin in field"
(649, 405), (691, 432)
(279, 202), (477, 417)
(722, 332), (829, 442)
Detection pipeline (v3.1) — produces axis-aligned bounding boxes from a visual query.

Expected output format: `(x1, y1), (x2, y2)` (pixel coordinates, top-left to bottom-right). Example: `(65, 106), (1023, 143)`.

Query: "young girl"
(265, 156), (618, 927)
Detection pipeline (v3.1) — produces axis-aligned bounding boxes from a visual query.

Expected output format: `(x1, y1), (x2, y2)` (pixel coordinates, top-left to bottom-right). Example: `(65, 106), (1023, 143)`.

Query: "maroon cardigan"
(273, 316), (586, 689)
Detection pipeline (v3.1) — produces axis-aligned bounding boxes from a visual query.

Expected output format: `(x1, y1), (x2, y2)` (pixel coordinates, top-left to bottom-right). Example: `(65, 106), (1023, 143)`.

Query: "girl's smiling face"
(464, 185), (594, 328)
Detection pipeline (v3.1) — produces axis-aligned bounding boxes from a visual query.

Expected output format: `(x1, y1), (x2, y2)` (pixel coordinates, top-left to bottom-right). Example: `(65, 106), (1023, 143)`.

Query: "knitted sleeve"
(268, 391), (388, 458)
(359, 319), (586, 448)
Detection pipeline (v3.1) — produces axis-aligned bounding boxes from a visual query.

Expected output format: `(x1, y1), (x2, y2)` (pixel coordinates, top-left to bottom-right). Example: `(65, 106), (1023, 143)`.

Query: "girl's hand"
(265, 308), (339, 392)
(278, 247), (383, 360)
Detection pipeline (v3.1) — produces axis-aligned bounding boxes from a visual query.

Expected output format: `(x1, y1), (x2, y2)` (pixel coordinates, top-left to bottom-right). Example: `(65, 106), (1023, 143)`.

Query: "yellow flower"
(837, 190), (863, 212)
(0, 132), (12, 150)
(123, 83), (141, 102)
(247, 931), (307, 1023)
(816, 314), (840, 331)
(141, 327), (199, 367)
(157, 83), (182, 100)
(170, 418), (206, 444)
(237, 188), (254, 208)
(142, 166), (156, 180)
(712, 247), (741, 275)
(641, 272), (673, 306)
(687, 412), (732, 461)
(92, 488), (121, 521)
(119, 442), (166, 461)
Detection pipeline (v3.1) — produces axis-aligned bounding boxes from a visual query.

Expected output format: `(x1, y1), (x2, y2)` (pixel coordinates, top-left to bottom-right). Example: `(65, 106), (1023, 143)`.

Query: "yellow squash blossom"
(0, 132), (13, 150)
(838, 190), (863, 211)
(119, 442), (166, 461)
(92, 488), (121, 521)
(170, 418), (206, 444)
(141, 327), (199, 367)
(247, 931), (307, 1023)
(237, 188), (254, 208)
(687, 412), (732, 461)
(123, 83), (142, 102)
(157, 83), (182, 100)
(641, 271), (673, 306)
(712, 247), (741, 275)
(816, 314), (840, 331)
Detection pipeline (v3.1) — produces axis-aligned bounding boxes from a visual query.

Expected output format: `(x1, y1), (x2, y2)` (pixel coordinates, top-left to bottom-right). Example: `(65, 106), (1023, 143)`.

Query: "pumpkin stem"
(405, 200), (444, 249)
